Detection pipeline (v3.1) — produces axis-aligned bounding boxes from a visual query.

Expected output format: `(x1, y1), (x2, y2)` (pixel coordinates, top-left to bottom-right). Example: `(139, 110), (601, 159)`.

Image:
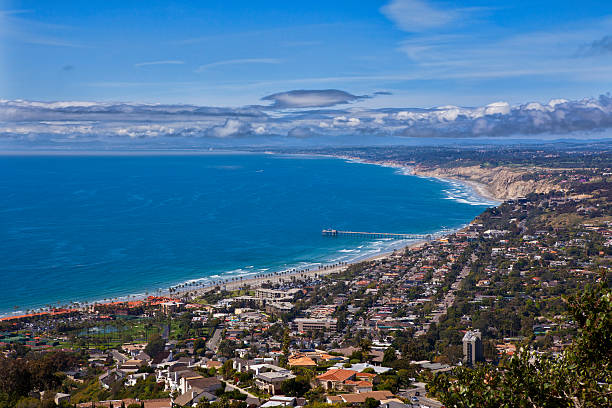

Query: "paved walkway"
(206, 328), (222, 351)
(225, 382), (258, 399)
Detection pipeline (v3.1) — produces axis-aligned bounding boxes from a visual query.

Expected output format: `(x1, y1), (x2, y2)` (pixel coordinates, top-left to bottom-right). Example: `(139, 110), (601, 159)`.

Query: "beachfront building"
(255, 288), (301, 301)
(160, 301), (185, 315)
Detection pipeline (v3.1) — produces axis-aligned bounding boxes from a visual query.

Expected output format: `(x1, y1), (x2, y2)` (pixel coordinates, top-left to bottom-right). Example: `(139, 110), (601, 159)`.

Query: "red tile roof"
(316, 368), (357, 382)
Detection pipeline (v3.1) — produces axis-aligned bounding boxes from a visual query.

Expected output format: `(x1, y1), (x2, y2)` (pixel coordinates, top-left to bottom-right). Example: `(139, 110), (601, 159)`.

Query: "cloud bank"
(2, 91), (612, 145)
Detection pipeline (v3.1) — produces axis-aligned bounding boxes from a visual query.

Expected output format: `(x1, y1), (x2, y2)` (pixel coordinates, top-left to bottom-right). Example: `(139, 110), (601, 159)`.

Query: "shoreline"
(321, 153), (503, 203)
(0, 239), (428, 319)
(185, 240), (427, 296)
(0, 153), (497, 318)
(425, 175), (501, 203)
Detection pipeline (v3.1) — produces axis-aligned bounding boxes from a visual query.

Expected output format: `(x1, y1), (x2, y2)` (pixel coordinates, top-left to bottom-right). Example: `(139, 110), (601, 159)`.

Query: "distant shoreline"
(314, 153), (502, 203)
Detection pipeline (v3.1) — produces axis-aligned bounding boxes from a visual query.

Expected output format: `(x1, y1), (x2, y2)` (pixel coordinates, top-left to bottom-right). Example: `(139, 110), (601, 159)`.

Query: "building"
(255, 288), (300, 300)
(260, 396), (298, 408)
(77, 399), (172, 408)
(266, 301), (294, 314)
(293, 317), (337, 332)
(181, 375), (222, 395)
(288, 356), (317, 368)
(462, 329), (483, 366)
(160, 301), (185, 315)
(255, 370), (296, 395)
(315, 369), (376, 393)
(326, 390), (395, 405)
(54, 393), (71, 405)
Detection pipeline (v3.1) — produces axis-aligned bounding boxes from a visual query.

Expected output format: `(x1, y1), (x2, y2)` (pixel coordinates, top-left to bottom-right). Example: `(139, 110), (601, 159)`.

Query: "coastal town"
(1, 146), (610, 408)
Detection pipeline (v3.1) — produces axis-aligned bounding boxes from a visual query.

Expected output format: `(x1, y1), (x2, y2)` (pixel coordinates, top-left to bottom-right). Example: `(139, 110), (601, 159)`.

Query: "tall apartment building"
(462, 329), (483, 366)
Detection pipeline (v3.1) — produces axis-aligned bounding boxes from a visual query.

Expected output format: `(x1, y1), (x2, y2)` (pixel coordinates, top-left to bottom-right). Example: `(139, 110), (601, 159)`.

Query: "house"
(135, 351), (152, 362)
(248, 363), (286, 376)
(260, 396), (298, 408)
(326, 390), (395, 404)
(331, 362), (392, 374)
(110, 349), (129, 364)
(173, 390), (216, 407)
(255, 370), (296, 395)
(179, 375), (222, 395)
(54, 393), (70, 405)
(77, 399), (172, 408)
(122, 343), (147, 356)
(233, 358), (250, 372)
(206, 360), (223, 370)
(120, 359), (146, 373)
(315, 369), (376, 392)
(99, 369), (125, 389)
(380, 401), (411, 408)
(288, 356), (316, 368)
(126, 372), (150, 386)
(157, 365), (196, 392)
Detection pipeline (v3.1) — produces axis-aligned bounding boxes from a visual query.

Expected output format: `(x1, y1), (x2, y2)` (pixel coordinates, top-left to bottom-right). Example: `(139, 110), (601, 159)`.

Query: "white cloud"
(195, 58), (281, 73)
(380, 0), (456, 32)
(2, 92), (612, 141)
(261, 89), (366, 108)
(254, 125), (266, 134)
(207, 119), (247, 138)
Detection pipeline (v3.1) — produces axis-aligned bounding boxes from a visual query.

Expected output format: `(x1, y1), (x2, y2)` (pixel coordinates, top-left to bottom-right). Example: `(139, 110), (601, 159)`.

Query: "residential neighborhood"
(1, 149), (610, 408)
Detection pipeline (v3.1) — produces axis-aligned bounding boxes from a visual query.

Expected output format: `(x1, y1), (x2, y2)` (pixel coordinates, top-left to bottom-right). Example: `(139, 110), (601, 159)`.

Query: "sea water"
(0, 153), (495, 314)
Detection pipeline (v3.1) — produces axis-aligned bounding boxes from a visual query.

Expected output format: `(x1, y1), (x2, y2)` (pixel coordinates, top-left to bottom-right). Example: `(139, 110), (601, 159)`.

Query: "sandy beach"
(427, 175), (501, 202)
(182, 242), (425, 299)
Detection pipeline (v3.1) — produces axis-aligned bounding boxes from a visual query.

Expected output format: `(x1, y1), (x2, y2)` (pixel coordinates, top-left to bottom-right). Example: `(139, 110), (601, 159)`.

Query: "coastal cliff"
(412, 165), (562, 201)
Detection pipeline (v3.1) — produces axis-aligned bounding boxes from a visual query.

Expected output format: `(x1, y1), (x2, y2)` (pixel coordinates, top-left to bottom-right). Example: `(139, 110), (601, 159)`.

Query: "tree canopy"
(429, 278), (611, 408)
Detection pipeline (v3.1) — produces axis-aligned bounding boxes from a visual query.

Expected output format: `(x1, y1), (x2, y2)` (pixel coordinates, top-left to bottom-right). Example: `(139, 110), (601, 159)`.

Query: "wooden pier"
(322, 229), (431, 240)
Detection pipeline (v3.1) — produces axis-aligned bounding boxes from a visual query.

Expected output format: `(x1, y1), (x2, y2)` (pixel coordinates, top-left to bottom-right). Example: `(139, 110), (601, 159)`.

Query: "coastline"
(0, 239), (427, 319)
(186, 240), (427, 297)
(0, 153), (496, 318)
(426, 175), (501, 203)
(322, 153), (503, 203)
(455, 178), (500, 202)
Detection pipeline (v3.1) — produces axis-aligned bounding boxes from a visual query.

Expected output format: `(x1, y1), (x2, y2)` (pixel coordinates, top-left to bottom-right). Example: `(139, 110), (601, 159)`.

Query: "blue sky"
(1, 0), (612, 146)
(2, 0), (612, 106)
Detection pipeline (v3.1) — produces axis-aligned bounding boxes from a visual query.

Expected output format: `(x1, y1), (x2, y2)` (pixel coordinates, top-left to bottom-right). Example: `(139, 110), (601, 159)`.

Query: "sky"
(2, 0), (612, 147)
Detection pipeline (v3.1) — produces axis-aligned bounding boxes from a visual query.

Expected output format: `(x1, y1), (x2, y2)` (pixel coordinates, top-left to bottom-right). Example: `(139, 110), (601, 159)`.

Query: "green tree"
(429, 278), (611, 408)
(382, 347), (396, 365)
(363, 397), (380, 408)
(0, 357), (31, 404)
(221, 360), (234, 380)
(218, 340), (237, 358)
(280, 375), (311, 397)
(144, 334), (165, 359)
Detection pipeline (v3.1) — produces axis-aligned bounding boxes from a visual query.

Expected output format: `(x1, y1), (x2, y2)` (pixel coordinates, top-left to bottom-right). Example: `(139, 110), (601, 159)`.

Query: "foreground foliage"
(429, 277), (611, 407)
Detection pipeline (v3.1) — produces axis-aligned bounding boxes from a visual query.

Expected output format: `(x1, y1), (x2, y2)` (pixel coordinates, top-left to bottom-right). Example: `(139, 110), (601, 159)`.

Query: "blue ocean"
(0, 153), (495, 315)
